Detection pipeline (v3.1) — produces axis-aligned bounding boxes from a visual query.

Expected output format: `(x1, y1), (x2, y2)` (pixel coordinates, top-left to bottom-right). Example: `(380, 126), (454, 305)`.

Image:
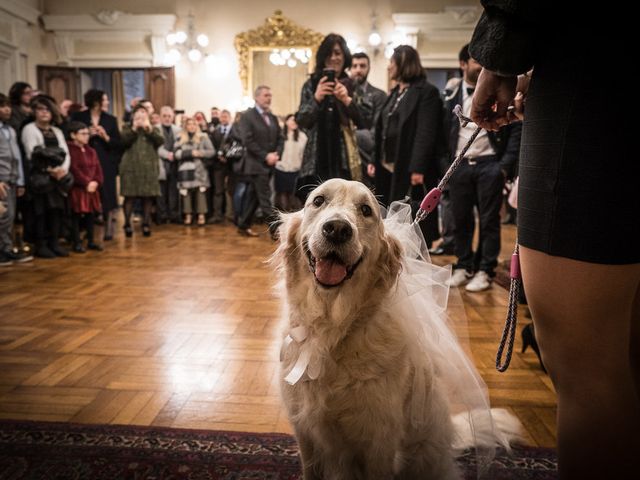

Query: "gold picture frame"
(234, 10), (324, 97)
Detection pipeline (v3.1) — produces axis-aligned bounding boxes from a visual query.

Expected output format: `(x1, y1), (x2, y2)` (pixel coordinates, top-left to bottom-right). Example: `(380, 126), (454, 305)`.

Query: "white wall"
(32, 0), (477, 115)
(171, 0), (398, 115)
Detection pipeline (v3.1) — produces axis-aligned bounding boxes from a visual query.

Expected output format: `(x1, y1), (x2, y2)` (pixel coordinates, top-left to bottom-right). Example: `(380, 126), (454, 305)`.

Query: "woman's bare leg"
(520, 246), (640, 480)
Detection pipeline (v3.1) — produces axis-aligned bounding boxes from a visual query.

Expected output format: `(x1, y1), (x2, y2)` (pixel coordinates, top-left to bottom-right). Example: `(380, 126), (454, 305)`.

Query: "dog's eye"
(313, 195), (325, 207)
(361, 204), (372, 217)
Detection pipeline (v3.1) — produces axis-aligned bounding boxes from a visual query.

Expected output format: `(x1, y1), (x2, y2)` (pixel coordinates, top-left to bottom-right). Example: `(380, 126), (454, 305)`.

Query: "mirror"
(235, 11), (324, 116)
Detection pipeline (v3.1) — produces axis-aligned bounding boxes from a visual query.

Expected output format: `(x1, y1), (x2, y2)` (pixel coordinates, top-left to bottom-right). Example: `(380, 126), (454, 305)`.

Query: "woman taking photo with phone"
(295, 33), (372, 200)
(119, 105), (164, 238)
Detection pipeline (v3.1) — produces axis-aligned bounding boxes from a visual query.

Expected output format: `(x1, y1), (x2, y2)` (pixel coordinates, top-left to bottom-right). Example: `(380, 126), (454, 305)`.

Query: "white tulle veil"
(383, 201), (502, 478)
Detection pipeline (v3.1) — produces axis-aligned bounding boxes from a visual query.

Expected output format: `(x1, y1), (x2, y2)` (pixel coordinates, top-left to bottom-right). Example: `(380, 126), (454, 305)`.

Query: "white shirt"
(455, 80), (495, 158)
(276, 131), (307, 173)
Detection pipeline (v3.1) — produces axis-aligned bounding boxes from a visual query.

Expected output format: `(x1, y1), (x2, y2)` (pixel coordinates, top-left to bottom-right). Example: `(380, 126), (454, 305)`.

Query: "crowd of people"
(3, 12), (634, 479)
(1, 35), (518, 295)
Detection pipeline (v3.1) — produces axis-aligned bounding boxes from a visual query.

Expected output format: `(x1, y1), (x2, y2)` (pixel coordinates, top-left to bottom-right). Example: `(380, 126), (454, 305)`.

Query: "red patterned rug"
(0, 420), (557, 479)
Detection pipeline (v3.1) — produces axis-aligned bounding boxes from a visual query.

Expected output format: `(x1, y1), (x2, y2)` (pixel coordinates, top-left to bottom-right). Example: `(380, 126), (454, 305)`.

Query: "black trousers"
(238, 173), (274, 230)
(35, 208), (63, 247)
(448, 156), (503, 274)
(158, 160), (179, 221)
(211, 165), (229, 219)
(72, 212), (95, 244)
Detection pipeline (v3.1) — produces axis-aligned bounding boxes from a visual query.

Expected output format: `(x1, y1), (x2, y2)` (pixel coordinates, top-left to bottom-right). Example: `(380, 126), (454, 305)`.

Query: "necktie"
(262, 112), (271, 126)
(466, 87), (475, 96)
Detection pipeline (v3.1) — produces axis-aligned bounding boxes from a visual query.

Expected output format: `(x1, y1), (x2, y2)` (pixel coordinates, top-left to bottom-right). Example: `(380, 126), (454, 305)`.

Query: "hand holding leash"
(413, 105), (521, 373)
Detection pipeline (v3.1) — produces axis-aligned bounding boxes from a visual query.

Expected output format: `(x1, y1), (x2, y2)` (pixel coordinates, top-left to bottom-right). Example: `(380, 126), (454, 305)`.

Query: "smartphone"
(322, 68), (336, 83)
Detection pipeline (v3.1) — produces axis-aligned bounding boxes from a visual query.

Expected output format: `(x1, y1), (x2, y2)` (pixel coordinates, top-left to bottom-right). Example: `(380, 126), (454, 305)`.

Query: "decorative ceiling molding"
(393, 6), (481, 43)
(95, 10), (123, 26)
(0, 0), (40, 25)
(41, 12), (176, 67)
(42, 12), (176, 35)
(393, 7), (481, 68)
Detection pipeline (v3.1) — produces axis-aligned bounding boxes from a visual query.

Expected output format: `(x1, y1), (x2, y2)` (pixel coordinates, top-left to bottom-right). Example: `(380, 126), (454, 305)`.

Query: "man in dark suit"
(237, 86), (283, 238)
(208, 109), (234, 223)
(443, 44), (521, 292)
(350, 52), (387, 185)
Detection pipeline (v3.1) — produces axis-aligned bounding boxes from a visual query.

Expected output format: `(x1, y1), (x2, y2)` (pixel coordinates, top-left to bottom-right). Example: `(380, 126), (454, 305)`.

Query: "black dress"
(470, 2), (639, 264)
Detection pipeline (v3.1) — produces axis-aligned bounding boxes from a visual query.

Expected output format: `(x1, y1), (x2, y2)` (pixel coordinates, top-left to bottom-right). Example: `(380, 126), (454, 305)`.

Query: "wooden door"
(37, 66), (80, 104)
(145, 67), (175, 112)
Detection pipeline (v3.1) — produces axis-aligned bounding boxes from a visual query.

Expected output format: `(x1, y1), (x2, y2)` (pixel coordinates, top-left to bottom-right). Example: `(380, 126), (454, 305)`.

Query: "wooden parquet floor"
(0, 218), (557, 447)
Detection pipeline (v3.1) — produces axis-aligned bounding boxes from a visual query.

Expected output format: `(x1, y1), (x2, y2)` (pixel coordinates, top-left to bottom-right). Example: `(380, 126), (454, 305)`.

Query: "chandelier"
(346, 12), (409, 59)
(165, 13), (209, 64)
(269, 48), (312, 68)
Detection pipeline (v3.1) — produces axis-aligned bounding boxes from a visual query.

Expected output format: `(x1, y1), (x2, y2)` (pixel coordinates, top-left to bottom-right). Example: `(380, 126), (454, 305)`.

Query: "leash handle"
(496, 244), (521, 372)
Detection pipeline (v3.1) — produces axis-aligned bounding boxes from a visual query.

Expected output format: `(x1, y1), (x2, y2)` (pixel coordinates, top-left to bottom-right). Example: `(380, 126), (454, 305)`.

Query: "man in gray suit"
(237, 85), (283, 238)
(350, 52), (387, 184)
(157, 106), (181, 223)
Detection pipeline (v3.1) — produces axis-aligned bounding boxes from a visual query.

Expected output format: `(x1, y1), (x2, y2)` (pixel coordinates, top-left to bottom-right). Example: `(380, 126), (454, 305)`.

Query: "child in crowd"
(0, 93), (32, 266)
(67, 121), (104, 253)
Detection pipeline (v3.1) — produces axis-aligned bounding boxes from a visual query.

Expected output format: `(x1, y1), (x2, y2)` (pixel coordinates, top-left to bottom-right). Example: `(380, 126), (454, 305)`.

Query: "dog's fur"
(273, 179), (516, 480)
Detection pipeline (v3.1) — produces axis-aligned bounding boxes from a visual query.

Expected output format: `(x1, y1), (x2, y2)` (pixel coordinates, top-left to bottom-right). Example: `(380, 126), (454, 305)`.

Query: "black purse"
(224, 140), (245, 161)
(177, 163), (196, 183)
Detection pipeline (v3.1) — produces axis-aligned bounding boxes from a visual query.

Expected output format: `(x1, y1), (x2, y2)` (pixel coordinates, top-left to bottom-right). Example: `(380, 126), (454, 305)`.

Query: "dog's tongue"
(315, 258), (348, 286)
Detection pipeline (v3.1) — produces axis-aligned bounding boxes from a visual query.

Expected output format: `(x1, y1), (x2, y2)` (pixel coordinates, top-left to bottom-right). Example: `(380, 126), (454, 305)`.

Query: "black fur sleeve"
(469, 0), (541, 76)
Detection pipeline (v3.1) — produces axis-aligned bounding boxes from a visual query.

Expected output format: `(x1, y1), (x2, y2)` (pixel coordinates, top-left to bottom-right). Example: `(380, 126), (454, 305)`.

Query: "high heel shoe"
(124, 225), (133, 238)
(142, 224), (151, 237)
(521, 323), (546, 373)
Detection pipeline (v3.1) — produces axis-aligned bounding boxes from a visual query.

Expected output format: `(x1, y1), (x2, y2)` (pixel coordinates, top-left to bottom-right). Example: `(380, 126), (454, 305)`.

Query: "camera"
(322, 68), (336, 83)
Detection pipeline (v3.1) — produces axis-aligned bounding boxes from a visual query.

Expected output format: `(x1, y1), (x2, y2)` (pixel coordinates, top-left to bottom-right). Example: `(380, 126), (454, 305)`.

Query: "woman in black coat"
(295, 34), (372, 199)
(370, 45), (444, 246)
(71, 89), (121, 240)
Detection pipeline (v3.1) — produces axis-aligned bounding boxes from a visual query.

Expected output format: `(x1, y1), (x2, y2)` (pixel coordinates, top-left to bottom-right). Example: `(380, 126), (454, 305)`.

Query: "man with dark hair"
(208, 107), (221, 134)
(0, 93), (32, 265)
(443, 43), (521, 291)
(350, 52), (387, 182)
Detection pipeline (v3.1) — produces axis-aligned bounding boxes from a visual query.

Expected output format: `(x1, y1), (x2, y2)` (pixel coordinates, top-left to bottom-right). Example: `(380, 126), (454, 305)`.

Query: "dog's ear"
(270, 210), (304, 272)
(378, 231), (403, 290)
(278, 210), (303, 251)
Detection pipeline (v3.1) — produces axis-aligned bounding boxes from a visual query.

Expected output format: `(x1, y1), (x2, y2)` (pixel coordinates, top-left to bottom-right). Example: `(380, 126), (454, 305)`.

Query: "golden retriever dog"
(273, 179), (518, 479)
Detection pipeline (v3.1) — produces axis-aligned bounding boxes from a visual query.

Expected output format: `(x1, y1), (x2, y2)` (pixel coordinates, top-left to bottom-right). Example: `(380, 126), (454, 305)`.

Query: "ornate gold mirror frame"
(234, 10), (324, 97)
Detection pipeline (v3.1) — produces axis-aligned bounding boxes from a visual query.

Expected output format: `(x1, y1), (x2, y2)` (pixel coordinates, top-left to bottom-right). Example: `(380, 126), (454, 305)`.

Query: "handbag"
(177, 160), (196, 183)
(342, 122), (362, 182)
(224, 140), (245, 161)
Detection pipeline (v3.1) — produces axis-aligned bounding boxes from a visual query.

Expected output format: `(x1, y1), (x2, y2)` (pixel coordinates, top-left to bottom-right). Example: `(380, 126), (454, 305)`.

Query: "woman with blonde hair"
(175, 117), (215, 226)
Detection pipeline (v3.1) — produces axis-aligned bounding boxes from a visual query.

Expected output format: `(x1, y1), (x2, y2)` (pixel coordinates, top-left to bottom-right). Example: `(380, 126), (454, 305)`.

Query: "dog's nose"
(322, 219), (353, 244)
